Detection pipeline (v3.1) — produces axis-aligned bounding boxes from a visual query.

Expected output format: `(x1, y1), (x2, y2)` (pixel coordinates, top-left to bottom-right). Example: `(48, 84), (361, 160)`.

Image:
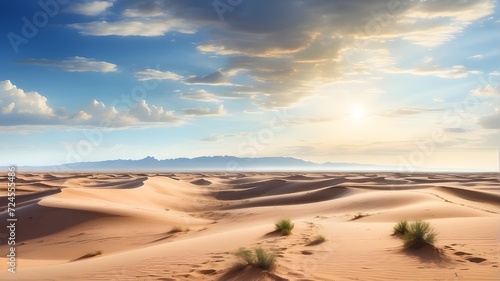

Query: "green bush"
(235, 247), (276, 270)
(275, 218), (294, 235)
(403, 220), (437, 249)
(254, 248), (276, 270)
(236, 248), (253, 264)
(393, 220), (408, 235)
(308, 234), (326, 245)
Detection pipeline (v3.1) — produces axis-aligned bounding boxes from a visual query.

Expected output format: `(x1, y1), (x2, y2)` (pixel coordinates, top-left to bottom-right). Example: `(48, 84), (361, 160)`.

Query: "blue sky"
(0, 0), (499, 171)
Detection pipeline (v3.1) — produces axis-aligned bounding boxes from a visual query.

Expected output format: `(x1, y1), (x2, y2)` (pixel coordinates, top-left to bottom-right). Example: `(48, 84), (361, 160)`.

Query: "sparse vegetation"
(236, 248), (253, 265)
(254, 248), (275, 270)
(393, 220), (408, 235)
(235, 247), (276, 270)
(351, 212), (368, 220)
(403, 220), (437, 249)
(275, 218), (294, 235)
(308, 234), (326, 245)
(169, 226), (189, 233)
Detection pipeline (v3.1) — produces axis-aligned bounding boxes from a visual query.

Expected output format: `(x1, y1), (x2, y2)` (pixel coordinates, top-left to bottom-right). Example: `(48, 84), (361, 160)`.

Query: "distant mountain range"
(12, 156), (401, 172)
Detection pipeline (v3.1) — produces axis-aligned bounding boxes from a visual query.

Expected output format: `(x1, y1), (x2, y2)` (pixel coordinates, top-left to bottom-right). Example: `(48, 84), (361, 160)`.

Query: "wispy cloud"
(381, 108), (443, 117)
(183, 105), (226, 116)
(64, 0), (495, 109)
(468, 54), (484, 60)
(69, 19), (195, 36)
(388, 65), (480, 78)
(287, 116), (336, 125)
(62, 0), (493, 108)
(470, 85), (499, 97)
(18, 56), (117, 72)
(180, 90), (220, 102)
(66, 1), (114, 16)
(423, 56), (434, 64)
(200, 133), (246, 142)
(134, 69), (183, 81)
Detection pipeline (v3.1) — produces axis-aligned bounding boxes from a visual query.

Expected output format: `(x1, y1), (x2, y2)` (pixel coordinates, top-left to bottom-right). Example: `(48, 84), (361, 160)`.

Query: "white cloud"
(399, 0), (494, 47)
(389, 65), (480, 78)
(72, 111), (92, 121)
(180, 90), (219, 102)
(470, 85), (499, 97)
(0, 80), (183, 127)
(468, 54), (484, 60)
(0, 80), (54, 118)
(67, 1), (114, 16)
(200, 133), (245, 142)
(423, 56), (434, 64)
(121, 1), (168, 18)
(69, 19), (195, 37)
(490, 71), (500, 76)
(197, 44), (239, 56)
(1, 103), (15, 114)
(75, 99), (183, 125)
(406, 0), (494, 22)
(19, 56), (117, 72)
(123, 8), (164, 18)
(433, 98), (444, 102)
(80, 99), (121, 121)
(400, 24), (466, 47)
(128, 100), (178, 122)
(183, 105), (227, 116)
(134, 69), (183, 81)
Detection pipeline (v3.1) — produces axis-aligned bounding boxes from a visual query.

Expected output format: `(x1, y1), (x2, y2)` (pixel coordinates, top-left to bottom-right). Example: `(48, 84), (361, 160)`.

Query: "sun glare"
(349, 104), (365, 120)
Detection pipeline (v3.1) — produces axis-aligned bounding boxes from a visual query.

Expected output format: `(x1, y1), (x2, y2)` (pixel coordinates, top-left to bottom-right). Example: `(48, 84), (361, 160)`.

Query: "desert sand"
(1, 172), (499, 280)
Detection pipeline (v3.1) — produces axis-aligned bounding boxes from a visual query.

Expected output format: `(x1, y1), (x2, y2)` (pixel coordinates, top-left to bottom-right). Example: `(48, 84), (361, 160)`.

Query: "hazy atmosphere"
(1, 0), (499, 170)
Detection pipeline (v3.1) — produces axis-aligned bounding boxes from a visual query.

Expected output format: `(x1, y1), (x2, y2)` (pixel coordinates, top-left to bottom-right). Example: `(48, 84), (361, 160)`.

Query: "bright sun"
(349, 104), (365, 120)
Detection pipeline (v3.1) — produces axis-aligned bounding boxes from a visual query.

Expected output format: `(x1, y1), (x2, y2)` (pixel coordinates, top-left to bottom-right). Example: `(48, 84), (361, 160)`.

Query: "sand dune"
(0, 172), (499, 280)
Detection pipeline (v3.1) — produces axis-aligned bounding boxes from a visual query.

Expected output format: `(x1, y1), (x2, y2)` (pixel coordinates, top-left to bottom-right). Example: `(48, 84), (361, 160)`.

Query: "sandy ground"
(0, 172), (499, 280)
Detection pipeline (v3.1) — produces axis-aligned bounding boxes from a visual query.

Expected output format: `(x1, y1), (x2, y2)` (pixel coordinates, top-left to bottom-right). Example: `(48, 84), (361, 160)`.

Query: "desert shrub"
(169, 226), (188, 233)
(403, 220), (437, 249)
(351, 213), (368, 220)
(275, 218), (294, 235)
(393, 220), (408, 235)
(236, 248), (254, 264)
(254, 248), (276, 270)
(308, 234), (326, 245)
(235, 247), (276, 270)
